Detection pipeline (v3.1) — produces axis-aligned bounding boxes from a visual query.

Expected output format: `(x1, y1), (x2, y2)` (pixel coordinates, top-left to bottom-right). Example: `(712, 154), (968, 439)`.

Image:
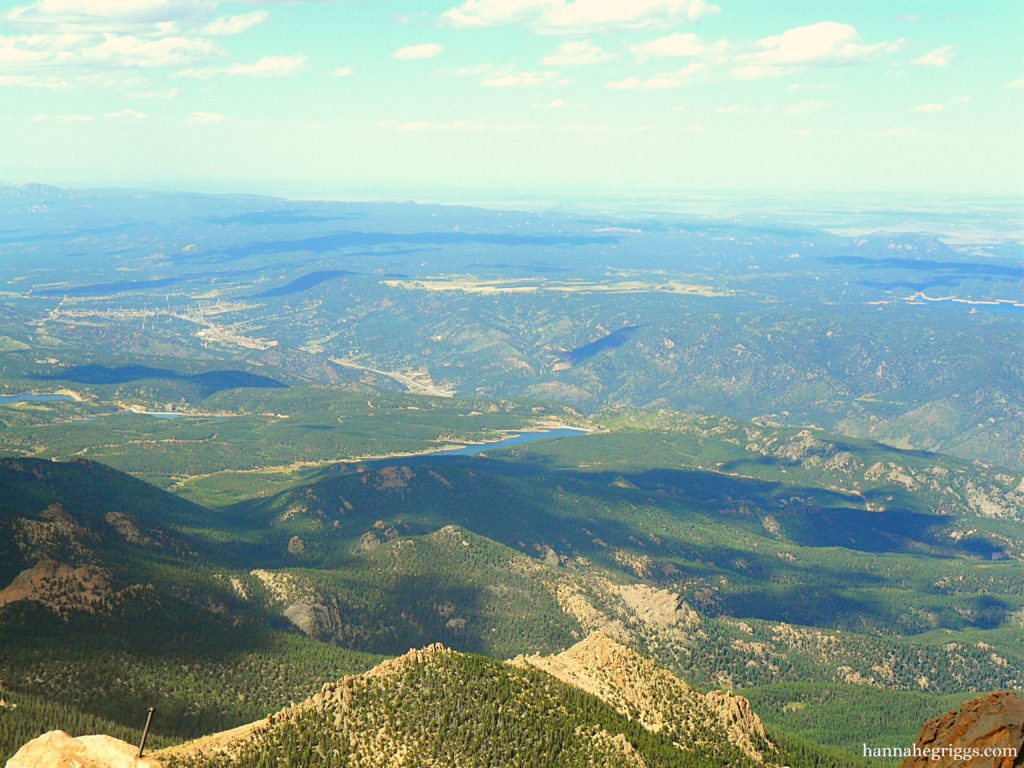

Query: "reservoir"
(430, 427), (589, 457)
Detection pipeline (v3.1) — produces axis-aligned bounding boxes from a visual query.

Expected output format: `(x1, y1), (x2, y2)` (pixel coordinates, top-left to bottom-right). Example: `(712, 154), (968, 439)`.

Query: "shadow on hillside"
(212, 230), (618, 262)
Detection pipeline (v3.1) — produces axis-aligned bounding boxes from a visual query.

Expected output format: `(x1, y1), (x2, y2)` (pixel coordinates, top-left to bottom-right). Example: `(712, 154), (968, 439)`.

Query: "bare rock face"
(705, 690), (769, 761)
(6, 731), (162, 768)
(352, 532), (381, 553)
(0, 560), (112, 615)
(513, 633), (771, 763)
(902, 691), (1024, 768)
(283, 600), (342, 638)
(613, 583), (700, 629)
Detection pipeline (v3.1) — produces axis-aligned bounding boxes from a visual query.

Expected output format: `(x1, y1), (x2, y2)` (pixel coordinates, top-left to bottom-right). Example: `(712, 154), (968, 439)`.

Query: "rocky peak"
(367, 643), (454, 678)
(513, 632), (771, 763)
(705, 690), (769, 761)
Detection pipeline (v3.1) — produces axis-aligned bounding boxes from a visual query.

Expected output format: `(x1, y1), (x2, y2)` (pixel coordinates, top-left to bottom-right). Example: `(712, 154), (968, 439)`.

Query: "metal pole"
(137, 707), (155, 758)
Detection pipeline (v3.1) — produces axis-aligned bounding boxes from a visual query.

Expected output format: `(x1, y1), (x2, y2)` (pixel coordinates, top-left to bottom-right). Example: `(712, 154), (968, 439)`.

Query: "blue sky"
(0, 0), (1022, 199)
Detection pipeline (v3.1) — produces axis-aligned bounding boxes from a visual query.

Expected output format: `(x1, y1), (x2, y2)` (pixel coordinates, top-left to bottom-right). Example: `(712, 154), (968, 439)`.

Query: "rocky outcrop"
(373, 466), (414, 491)
(614, 584), (700, 629)
(902, 691), (1024, 768)
(365, 643), (453, 679)
(513, 633), (771, 762)
(705, 690), (770, 762)
(6, 731), (161, 768)
(247, 569), (342, 638)
(0, 560), (112, 615)
(282, 600), (342, 638)
(352, 531), (381, 553)
(103, 513), (157, 548)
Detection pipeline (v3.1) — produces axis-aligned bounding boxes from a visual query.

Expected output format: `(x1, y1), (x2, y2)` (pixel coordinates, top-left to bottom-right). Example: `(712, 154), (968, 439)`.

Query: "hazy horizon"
(4, 178), (1022, 248)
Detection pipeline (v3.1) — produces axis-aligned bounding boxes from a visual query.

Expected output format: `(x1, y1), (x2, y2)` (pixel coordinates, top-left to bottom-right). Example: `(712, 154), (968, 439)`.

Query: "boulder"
(902, 691), (1024, 768)
(6, 731), (161, 768)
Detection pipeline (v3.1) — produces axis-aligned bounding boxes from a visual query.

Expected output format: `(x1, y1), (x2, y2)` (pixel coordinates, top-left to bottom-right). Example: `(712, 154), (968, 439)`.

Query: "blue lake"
(429, 427), (589, 457)
(0, 393), (76, 404)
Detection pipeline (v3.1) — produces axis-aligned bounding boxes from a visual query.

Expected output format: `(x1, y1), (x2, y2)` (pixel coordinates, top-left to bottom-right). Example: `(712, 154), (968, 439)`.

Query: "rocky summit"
(156, 639), (771, 768)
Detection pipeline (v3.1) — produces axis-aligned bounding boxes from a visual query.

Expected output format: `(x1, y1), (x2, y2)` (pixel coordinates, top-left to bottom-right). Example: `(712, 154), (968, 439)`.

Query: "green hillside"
(164, 644), (868, 768)
(3, 411), (1023, 762)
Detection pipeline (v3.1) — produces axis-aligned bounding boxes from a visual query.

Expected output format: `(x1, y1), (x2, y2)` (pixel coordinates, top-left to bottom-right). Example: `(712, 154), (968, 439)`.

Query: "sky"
(0, 0), (1022, 200)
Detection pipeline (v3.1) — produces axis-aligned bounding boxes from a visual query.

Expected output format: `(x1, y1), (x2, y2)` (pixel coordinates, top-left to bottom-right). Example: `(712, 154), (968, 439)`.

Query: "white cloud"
(533, 97), (565, 109)
(731, 64), (797, 80)
(179, 54), (308, 79)
(0, 70), (133, 89)
(542, 40), (610, 66)
(1008, 78), (1024, 90)
(31, 107), (147, 122)
(0, 2), (273, 82)
(126, 86), (179, 98)
(483, 69), (558, 87)
(0, 34), (57, 65)
(202, 11), (268, 36)
(786, 99), (831, 114)
(333, 66), (353, 77)
(631, 32), (720, 59)
(103, 107), (147, 119)
(0, 28), (220, 74)
(227, 55), (306, 77)
(716, 104), (762, 114)
(440, 0), (719, 32)
(555, 122), (615, 133)
(187, 110), (224, 125)
(174, 65), (218, 79)
(786, 81), (835, 93)
(606, 62), (703, 90)
(374, 119), (531, 132)
(866, 127), (925, 138)
(911, 45), (954, 67)
(32, 111), (93, 122)
(83, 33), (218, 67)
(392, 43), (443, 60)
(440, 0), (553, 29)
(6, 0), (216, 31)
(733, 22), (902, 80)
(912, 103), (944, 113)
(744, 22), (902, 66)
(454, 64), (493, 76)
(545, 0), (719, 31)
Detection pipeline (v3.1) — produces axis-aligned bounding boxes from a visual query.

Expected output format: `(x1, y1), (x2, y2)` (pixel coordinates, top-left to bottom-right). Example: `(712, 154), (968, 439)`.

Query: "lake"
(429, 427), (589, 457)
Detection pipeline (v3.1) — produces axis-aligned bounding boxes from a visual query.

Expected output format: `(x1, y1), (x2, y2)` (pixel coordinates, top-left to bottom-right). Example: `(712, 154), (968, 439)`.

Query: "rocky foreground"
(6, 634), (771, 768)
(6, 639), (1023, 768)
(901, 690), (1024, 768)
(5, 731), (160, 768)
